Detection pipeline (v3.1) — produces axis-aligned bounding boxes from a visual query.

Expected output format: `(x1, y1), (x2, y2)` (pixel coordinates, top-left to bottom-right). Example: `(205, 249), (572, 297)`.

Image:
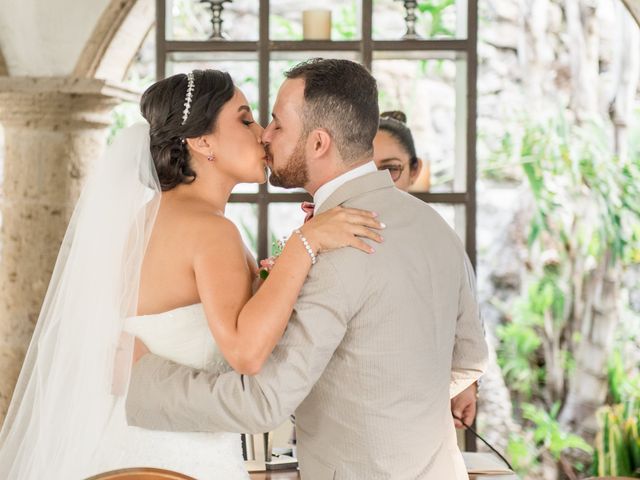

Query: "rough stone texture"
(0, 77), (125, 422)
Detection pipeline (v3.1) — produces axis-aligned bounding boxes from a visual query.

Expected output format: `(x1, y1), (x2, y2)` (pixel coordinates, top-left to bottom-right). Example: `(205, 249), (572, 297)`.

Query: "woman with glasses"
(373, 110), (424, 191)
(373, 110), (479, 431)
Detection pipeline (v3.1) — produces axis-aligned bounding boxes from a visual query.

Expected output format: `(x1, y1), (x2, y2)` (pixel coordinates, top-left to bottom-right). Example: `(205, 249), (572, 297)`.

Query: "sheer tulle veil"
(0, 122), (161, 478)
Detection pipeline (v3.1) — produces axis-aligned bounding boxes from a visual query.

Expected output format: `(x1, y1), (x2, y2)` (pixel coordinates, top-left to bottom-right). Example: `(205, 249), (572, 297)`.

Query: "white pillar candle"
(302, 9), (332, 40)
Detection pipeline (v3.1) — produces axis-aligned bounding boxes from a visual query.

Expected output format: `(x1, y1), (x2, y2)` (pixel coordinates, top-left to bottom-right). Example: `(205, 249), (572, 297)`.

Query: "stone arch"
(73, 0), (154, 82)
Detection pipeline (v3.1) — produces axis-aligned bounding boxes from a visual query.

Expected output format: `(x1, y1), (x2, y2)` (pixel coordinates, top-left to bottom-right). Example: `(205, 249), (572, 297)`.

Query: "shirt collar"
(313, 161), (378, 211)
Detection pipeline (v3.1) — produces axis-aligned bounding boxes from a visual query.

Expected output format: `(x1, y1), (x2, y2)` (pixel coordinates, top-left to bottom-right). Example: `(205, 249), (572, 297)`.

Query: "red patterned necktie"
(301, 201), (315, 223)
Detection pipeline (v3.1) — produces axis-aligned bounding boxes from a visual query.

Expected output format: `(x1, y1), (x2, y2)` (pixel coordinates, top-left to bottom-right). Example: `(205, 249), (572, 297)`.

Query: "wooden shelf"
(271, 40), (359, 51)
(164, 39), (471, 54)
(165, 41), (258, 52)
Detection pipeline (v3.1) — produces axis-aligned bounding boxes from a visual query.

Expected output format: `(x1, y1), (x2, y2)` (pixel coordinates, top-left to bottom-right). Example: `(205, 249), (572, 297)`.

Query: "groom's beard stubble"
(267, 135), (309, 189)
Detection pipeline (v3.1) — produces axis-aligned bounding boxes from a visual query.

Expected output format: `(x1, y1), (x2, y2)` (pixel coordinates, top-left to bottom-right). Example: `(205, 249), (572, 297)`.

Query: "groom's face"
(262, 79), (310, 189)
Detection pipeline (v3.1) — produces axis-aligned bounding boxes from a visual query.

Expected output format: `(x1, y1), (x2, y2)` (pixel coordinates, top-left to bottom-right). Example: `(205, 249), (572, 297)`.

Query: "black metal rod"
(257, 0), (270, 262)
(156, 0), (166, 79)
(464, 0), (479, 453)
(361, 0), (373, 69)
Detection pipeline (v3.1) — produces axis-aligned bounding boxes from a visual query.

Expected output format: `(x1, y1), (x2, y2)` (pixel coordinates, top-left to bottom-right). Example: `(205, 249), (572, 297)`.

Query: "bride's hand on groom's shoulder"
(301, 207), (386, 255)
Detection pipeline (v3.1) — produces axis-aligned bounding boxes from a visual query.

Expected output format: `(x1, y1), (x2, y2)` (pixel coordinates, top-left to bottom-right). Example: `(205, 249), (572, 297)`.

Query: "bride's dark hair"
(140, 69), (235, 191)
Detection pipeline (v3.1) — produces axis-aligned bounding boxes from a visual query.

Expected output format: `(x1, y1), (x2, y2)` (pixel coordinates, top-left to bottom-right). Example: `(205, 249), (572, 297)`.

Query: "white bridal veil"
(0, 122), (161, 478)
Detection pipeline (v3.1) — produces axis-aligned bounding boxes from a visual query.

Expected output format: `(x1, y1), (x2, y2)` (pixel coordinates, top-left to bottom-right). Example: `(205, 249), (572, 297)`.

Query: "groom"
(126, 58), (488, 479)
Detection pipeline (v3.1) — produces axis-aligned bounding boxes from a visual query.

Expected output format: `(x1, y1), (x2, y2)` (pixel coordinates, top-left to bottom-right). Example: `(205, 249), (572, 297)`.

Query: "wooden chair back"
(85, 467), (197, 480)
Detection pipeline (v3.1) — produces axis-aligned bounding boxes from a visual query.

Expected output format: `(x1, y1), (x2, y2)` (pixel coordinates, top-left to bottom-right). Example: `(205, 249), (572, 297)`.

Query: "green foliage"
(494, 112), (640, 473)
(417, 0), (456, 37)
(496, 274), (566, 397)
(522, 403), (593, 460)
(593, 401), (640, 477)
(333, 3), (358, 40)
(506, 434), (539, 473)
(108, 102), (144, 144)
(271, 14), (300, 40)
(520, 116), (640, 267)
(496, 303), (542, 398)
(596, 349), (640, 476)
(505, 404), (593, 476)
(270, 232), (286, 257)
(608, 350), (640, 405)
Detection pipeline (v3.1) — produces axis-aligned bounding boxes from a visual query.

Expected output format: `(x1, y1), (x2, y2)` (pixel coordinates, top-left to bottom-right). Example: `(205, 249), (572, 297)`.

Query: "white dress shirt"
(313, 161), (378, 211)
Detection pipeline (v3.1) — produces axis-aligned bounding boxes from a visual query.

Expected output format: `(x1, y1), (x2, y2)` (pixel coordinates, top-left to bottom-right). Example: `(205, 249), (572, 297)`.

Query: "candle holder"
(395, 0), (423, 40)
(200, 0), (232, 40)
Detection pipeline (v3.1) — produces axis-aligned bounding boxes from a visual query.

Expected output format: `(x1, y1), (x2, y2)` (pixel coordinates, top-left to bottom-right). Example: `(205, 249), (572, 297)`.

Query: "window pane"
(269, 51), (360, 110)
(373, 55), (467, 193)
(166, 0), (259, 41)
(226, 203), (259, 258)
(268, 203), (306, 256)
(124, 27), (156, 89)
(429, 203), (466, 245)
(166, 53), (259, 112)
(373, 0), (466, 40)
(232, 182), (260, 194)
(270, 0), (360, 41)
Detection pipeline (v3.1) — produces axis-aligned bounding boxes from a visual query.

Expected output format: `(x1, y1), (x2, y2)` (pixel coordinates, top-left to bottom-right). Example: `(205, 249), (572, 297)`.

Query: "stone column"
(0, 77), (135, 422)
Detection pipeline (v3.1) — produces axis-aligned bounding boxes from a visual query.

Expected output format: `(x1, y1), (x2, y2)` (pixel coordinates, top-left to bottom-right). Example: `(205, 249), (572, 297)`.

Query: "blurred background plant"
(488, 110), (640, 478)
(592, 351), (640, 477)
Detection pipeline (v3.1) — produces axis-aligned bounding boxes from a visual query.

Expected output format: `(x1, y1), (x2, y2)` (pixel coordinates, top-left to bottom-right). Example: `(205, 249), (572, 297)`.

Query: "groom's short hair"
(285, 58), (379, 164)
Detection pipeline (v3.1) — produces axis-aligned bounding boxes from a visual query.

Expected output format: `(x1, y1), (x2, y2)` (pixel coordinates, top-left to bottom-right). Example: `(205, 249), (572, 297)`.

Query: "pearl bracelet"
(294, 229), (317, 265)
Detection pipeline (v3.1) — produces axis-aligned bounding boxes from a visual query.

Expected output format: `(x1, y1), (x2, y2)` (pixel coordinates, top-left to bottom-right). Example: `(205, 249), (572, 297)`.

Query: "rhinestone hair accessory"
(181, 72), (195, 125)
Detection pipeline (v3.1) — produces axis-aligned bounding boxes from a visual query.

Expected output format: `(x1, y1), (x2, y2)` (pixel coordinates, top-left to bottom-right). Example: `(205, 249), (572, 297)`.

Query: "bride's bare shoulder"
(156, 195), (246, 262)
(184, 211), (245, 254)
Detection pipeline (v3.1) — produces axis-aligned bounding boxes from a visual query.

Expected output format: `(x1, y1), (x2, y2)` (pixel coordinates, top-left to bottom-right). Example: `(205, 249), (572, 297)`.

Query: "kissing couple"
(0, 58), (488, 480)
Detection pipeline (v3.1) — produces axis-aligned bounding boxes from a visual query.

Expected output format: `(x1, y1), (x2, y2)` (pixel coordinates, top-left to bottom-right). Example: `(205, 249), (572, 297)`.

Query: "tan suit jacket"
(126, 171), (489, 479)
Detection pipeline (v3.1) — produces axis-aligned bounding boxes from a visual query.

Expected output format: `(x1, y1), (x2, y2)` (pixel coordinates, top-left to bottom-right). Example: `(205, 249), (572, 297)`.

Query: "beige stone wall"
(0, 77), (129, 421)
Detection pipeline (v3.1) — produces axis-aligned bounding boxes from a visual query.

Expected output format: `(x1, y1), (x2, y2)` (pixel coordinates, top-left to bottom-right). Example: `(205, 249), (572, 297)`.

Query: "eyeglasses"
(377, 164), (405, 182)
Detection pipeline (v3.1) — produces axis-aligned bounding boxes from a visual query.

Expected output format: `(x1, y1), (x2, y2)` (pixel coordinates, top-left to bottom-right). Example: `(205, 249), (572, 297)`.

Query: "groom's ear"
(309, 128), (332, 159)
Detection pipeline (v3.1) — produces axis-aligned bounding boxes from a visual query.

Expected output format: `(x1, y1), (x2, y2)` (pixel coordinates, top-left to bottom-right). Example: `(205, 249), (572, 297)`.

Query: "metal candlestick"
(200, 0), (232, 40)
(395, 0), (423, 40)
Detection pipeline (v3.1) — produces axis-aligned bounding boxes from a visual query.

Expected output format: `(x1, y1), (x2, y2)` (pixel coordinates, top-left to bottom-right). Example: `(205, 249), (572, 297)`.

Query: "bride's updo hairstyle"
(140, 69), (235, 191)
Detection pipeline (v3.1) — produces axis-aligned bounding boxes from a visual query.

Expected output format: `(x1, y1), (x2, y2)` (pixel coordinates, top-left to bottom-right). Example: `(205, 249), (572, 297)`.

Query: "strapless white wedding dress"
(90, 303), (249, 480)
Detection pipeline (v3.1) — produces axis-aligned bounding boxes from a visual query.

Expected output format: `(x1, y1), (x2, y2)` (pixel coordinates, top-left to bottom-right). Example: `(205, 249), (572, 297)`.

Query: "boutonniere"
(259, 238), (286, 280)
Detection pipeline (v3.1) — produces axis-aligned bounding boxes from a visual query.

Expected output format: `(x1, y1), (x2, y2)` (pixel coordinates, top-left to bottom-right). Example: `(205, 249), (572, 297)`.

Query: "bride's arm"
(193, 208), (383, 376)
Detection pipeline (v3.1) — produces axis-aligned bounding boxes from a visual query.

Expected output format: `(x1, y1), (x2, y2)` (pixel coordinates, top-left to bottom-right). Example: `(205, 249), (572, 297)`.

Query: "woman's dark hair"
(379, 110), (419, 169)
(140, 69), (236, 191)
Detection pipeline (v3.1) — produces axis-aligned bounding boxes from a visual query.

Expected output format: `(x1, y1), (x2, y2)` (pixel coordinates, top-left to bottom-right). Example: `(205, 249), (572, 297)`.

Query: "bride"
(0, 69), (383, 479)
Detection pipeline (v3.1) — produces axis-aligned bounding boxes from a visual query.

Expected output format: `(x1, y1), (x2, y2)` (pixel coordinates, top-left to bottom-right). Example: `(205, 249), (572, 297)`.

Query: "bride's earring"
(207, 152), (215, 162)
